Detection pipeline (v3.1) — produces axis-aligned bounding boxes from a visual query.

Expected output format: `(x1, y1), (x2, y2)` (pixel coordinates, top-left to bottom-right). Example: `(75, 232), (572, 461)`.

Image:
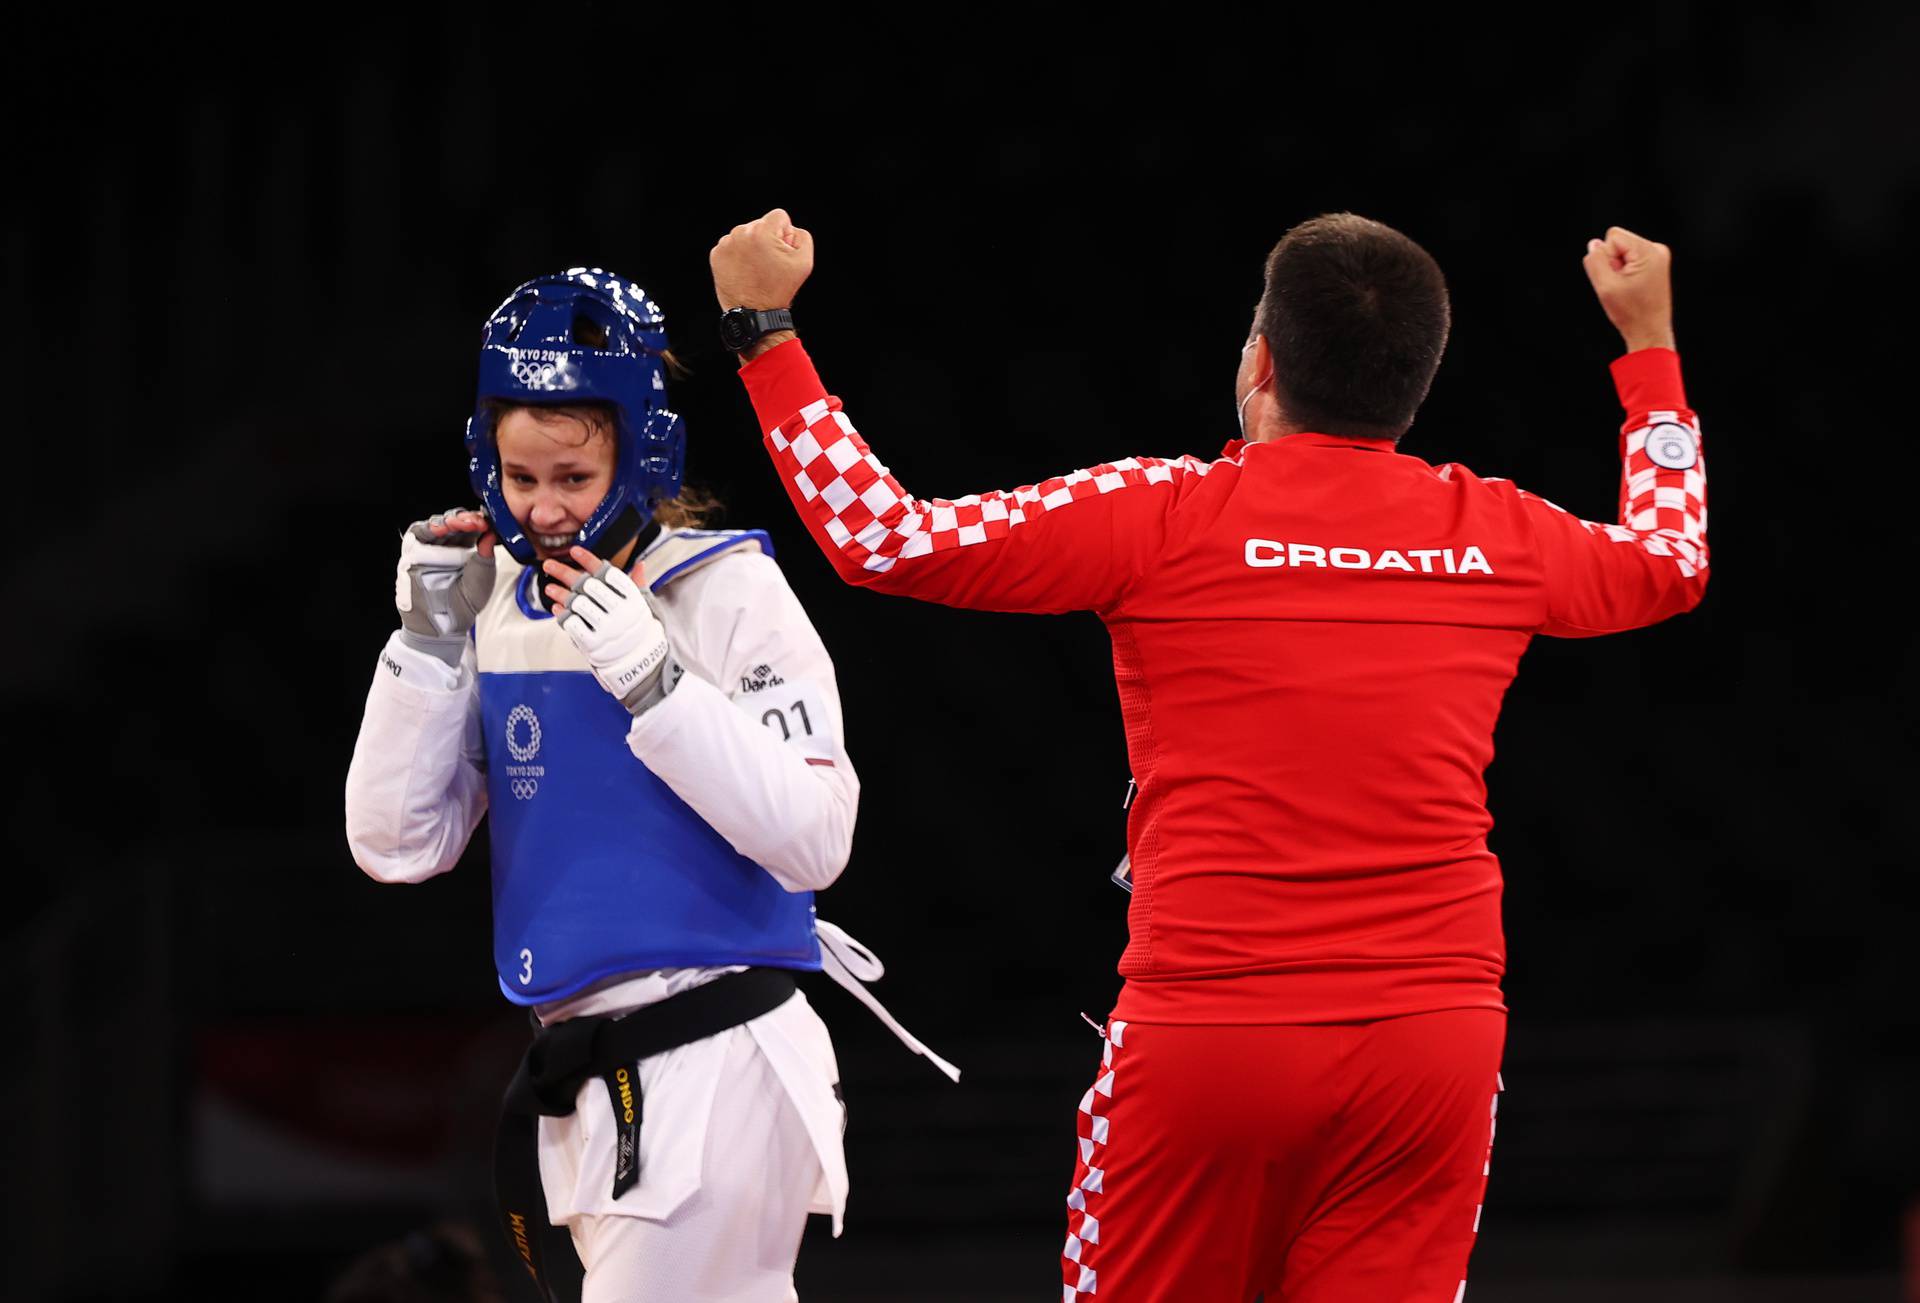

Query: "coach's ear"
(1237, 330), (1274, 400)
(1248, 333), (1273, 390)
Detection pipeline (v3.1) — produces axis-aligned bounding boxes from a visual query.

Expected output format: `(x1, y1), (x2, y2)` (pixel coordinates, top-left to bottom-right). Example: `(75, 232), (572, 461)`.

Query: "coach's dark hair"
(1256, 213), (1450, 440)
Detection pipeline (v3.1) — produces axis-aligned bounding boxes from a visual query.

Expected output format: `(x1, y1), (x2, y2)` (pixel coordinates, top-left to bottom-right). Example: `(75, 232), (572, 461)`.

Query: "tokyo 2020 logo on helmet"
(464, 268), (687, 567)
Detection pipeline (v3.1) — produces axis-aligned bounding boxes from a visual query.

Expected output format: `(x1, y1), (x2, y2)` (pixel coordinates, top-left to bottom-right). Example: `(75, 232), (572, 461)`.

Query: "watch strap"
(721, 307), (794, 352)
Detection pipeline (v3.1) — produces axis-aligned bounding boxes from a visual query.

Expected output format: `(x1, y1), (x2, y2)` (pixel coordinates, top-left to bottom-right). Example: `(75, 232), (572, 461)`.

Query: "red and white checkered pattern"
(1523, 412), (1708, 578)
(1061, 1020), (1126, 1300)
(767, 398), (1220, 575)
(1456, 1071), (1505, 1302)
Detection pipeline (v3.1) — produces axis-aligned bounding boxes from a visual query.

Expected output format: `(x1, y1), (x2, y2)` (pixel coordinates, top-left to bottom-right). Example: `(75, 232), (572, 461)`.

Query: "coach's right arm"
(738, 344), (1202, 614)
(713, 209), (1192, 616)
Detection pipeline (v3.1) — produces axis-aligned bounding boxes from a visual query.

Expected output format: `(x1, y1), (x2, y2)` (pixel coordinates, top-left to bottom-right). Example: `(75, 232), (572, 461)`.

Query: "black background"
(7, 9), (1917, 1301)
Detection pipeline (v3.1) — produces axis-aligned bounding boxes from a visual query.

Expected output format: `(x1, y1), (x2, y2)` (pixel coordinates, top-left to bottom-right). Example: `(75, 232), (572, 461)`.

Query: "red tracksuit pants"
(1060, 1010), (1505, 1302)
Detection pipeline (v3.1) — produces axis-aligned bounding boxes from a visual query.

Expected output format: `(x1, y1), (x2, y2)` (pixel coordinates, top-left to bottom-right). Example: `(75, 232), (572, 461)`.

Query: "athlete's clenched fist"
(541, 545), (677, 715)
(1583, 226), (1675, 353)
(396, 507), (497, 665)
(711, 207), (814, 313)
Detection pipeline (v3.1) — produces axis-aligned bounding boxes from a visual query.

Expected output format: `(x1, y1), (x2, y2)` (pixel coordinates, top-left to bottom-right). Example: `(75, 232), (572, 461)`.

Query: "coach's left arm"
(1522, 227), (1709, 637)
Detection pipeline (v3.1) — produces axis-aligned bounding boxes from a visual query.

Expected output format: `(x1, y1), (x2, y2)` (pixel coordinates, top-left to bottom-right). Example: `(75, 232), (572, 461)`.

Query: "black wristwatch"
(719, 306), (795, 353)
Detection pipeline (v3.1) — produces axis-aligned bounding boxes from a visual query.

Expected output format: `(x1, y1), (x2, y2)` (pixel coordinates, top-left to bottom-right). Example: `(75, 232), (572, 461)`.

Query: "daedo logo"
(739, 663), (786, 694)
(1244, 540), (1495, 575)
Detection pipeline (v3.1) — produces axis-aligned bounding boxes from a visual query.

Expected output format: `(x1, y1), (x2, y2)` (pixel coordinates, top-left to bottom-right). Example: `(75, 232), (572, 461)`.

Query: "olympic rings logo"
(507, 352), (578, 392)
(506, 705), (542, 762)
(510, 358), (558, 387)
(510, 778), (540, 801)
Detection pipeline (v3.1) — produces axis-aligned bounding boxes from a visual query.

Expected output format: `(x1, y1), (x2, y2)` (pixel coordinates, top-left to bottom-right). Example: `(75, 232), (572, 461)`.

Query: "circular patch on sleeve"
(1645, 422), (1698, 470)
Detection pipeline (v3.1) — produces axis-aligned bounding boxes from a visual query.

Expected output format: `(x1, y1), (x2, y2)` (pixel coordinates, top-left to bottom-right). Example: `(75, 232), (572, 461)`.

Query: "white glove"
(555, 560), (677, 714)
(395, 508), (496, 666)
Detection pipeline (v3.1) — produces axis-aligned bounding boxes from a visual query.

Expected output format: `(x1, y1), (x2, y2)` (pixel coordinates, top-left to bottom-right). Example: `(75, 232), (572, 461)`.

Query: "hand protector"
(556, 561), (677, 714)
(395, 510), (495, 665)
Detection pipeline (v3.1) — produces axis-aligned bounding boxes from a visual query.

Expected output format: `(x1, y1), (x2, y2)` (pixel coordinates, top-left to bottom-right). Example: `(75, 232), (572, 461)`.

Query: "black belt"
(492, 968), (799, 1302)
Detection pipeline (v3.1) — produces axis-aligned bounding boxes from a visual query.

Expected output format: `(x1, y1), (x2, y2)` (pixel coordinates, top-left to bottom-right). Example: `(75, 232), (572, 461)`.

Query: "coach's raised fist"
(1583, 226), (1675, 353)
(711, 208), (814, 313)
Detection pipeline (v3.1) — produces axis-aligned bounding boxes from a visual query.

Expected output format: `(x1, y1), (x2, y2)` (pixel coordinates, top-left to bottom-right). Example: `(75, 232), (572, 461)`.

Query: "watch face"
(719, 309), (753, 350)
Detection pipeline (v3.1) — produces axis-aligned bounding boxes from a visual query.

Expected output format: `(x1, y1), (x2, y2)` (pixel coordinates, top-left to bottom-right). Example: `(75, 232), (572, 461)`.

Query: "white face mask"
(1236, 338), (1269, 439)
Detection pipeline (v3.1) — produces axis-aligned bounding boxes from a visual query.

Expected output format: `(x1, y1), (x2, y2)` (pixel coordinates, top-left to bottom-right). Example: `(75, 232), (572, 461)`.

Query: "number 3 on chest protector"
(518, 948), (533, 985)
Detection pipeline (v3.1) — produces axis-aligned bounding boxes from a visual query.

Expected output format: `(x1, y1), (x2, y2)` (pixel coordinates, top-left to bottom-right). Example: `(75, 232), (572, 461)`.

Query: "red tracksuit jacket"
(742, 342), (1706, 1025)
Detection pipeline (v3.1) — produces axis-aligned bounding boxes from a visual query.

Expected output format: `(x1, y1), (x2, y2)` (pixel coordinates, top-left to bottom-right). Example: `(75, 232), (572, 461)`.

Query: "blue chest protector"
(475, 530), (821, 1005)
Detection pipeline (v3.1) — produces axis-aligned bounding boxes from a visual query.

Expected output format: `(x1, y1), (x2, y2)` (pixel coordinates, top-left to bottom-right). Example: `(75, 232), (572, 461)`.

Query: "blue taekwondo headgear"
(465, 267), (686, 568)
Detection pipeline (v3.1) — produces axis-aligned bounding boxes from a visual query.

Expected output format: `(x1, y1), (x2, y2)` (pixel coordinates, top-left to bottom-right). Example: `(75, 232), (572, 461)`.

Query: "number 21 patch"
(744, 678), (836, 766)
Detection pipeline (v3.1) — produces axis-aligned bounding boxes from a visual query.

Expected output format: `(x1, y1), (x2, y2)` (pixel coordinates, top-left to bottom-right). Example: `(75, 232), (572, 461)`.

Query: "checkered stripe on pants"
(1523, 412), (1707, 578)
(1062, 1020), (1126, 1300)
(1454, 1071), (1505, 1303)
(766, 398), (1222, 575)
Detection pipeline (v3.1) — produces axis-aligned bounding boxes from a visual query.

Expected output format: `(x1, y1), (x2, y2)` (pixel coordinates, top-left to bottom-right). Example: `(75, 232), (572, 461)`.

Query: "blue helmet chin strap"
(464, 268), (688, 569)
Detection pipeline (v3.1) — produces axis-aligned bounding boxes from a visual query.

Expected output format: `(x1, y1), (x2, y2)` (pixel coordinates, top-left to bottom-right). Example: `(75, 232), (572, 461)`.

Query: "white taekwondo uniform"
(346, 526), (936, 1302)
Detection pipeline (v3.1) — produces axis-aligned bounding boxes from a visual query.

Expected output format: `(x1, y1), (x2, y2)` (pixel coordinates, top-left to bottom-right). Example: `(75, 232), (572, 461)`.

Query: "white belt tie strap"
(815, 918), (961, 1083)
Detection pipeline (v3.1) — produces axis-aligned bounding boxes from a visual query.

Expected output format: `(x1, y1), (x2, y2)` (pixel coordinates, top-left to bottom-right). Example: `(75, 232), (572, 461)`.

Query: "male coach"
(710, 209), (1707, 1302)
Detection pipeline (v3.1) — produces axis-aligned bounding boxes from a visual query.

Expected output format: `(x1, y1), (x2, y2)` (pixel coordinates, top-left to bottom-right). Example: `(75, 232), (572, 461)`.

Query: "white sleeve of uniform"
(344, 631), (490, 884)
(625, 551), (860, 894)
